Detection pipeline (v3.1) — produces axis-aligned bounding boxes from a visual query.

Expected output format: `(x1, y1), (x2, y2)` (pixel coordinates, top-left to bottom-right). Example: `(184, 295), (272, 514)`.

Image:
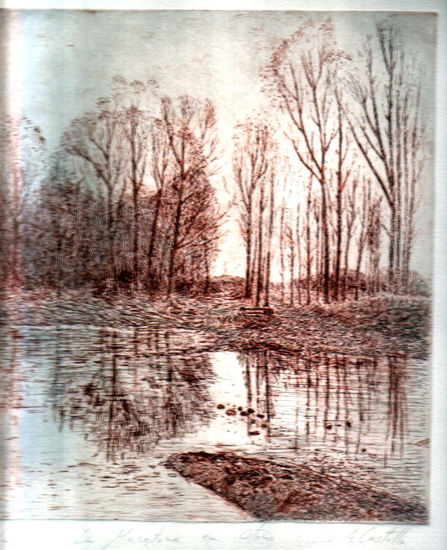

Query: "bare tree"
(342, 177), (358, 300)
(295, 202), (302, 305)
(263, 172), (276, 307)
(0, 117), (45, 290)
(313, 196), (322, 302)
(333, 89), (353, 300)
(286, 221), (296, 306)
(62, 97), (128, 288)
(121, 96), (151, 290)
(254, 174), (268, 307)
(29, 150), (114, 291)
(345, 21), (426, 291)
(304, 177), (314, 304)
(266, 19), (343, 303)
(157, 95), (219, 296)
(401, 84), (425, 290)
(233, 122), (271, 300)
(354, 179), (373, 300)
(278, 185), (290, 304)
(366, 196), (383, 295)
(146, 117), (171, 289)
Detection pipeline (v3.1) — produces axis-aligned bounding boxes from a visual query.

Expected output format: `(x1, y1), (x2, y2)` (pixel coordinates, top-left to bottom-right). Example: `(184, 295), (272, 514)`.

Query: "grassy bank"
(0, 290), (430, 358)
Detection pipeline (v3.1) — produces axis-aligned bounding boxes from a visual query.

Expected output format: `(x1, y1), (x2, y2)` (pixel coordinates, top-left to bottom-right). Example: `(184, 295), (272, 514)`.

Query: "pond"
(0, 324), (429, 521)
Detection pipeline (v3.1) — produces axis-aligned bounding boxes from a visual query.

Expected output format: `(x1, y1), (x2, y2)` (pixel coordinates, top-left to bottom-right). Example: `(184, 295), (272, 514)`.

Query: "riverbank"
(0, 290), (430, 359)
(165, 451), (428, 523)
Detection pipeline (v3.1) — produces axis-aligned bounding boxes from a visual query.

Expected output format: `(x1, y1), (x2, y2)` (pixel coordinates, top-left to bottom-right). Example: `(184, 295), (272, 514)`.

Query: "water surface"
(0, 324), (429, 520)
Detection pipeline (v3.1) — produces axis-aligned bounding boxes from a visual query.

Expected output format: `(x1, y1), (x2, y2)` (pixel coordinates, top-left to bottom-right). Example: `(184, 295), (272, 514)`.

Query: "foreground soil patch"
(165, 451), (427, 523)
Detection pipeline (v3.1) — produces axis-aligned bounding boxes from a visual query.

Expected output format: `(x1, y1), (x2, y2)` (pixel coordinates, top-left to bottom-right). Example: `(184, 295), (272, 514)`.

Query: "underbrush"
(316, 294), (430, 338)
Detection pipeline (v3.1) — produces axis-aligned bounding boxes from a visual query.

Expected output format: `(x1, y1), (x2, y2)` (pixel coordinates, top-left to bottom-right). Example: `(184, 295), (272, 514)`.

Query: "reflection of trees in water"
(0, 329), (19, 410)
(385, 356), (408, 461)
(238, 348), (408, 461)
(50, 327), (214, 460)
(242, 349), (276, 440)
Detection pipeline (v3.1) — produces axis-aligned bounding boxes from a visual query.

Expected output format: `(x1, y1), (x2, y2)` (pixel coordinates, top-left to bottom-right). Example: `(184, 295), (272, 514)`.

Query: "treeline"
(234, 19), (427, 305)
(1, 82), (222, 295)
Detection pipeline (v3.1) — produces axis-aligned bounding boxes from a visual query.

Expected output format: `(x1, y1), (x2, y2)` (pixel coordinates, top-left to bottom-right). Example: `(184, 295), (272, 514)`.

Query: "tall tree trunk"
(130, 111), (140, 291)
(132, 186), (139, 291)
(296, 207), (302, 305)
(305, 184), (312, 304)
(334, 162), (343, 301)
(255, 197), (265, 307)
(244, 207), (253, 299)
(264, 176), (275, 308)
(204, 244), (210, 295)
(167, 194), (183, 297)
(320, 183), (330, 304)
(106, 190), (117, 290)
(354, 240), (366, 301)
(355, 189), (370, 300)
(315, 213), (320, 303)
(10, 218), (20, 290)
(10, 165), (21, 290)
(388, 201), (396, 292)
(147, 193), (163, 289)
(279, 200), (286, 304)
(288, 226), (295, 307)
(342, 227), (353, 301)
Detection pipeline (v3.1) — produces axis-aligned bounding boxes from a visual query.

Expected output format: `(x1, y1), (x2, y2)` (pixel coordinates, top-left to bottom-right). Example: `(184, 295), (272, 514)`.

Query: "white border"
(0, 2), (445, 549)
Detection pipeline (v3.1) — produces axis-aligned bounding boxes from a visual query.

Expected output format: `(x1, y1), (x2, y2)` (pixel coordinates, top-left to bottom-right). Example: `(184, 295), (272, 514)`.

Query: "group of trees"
(0, 117), (46, 291)
(0, 18), (428, 303)
(233, 122), (277, 306)
(235, 19), (427, 305)
(1, 80), (222, 296)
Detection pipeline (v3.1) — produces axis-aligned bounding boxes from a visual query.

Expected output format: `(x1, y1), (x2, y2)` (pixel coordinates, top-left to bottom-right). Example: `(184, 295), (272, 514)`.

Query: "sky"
(0, 9), (437, 279)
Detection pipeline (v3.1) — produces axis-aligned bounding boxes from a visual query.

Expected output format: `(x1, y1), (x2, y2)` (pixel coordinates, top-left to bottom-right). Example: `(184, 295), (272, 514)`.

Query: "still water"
(0, 325), (429, 521)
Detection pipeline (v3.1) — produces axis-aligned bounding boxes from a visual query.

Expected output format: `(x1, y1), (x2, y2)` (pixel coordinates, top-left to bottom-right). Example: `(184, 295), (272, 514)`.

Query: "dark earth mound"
(165, 451), (427, 523)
